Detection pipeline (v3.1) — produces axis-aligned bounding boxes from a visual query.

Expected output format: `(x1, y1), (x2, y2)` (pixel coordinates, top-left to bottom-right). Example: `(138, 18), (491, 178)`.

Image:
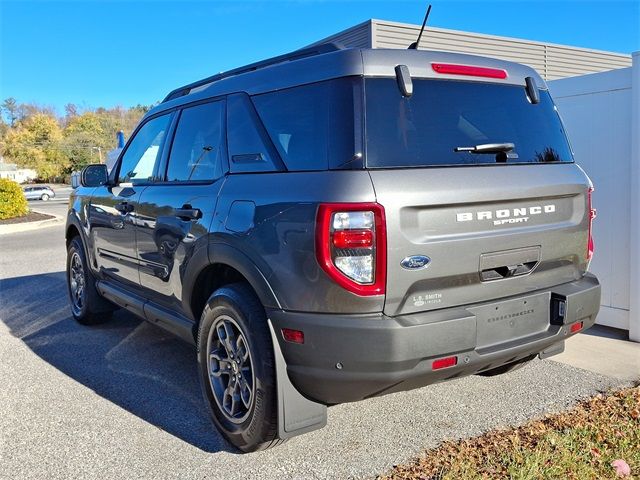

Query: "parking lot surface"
(0, 205), (630, 479)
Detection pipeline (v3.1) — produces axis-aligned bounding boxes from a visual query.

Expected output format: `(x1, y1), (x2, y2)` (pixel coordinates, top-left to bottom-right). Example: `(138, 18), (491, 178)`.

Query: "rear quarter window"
(252, 78), (356, 171)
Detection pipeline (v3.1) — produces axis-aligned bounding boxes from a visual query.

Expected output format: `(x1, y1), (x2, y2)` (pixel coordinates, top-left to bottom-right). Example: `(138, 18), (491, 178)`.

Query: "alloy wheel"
(69, 251), (85, 315)
(206, 315), (255, 423)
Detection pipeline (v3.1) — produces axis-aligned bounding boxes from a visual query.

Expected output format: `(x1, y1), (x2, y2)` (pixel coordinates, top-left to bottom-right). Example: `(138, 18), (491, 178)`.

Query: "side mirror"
(81, 164), (109, 187)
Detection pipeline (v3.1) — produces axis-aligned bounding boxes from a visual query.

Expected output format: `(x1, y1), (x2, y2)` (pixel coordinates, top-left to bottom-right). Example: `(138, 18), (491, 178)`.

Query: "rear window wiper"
(454, 143), (515, 154)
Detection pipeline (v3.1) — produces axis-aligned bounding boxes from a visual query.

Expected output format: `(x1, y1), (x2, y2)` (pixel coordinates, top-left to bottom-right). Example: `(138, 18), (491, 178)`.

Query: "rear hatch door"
(363, 76), (591, 317)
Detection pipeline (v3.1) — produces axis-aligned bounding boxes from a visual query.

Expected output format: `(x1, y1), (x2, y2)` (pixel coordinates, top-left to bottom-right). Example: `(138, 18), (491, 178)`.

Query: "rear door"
(364, 77), (592, 317)
(136, 99), (227, 314)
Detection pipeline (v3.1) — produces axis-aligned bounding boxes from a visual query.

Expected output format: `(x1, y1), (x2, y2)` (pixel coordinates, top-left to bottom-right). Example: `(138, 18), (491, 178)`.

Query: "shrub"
(0, 178), (29, 220)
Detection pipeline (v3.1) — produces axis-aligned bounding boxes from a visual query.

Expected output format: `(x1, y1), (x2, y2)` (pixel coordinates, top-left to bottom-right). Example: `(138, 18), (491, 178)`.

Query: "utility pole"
(91, 146), (103, 163)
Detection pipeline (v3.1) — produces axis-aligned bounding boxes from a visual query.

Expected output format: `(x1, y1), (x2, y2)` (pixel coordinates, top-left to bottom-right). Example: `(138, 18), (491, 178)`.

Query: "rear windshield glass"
(252, 78), (356, 171)
(365, 78), (573, 168)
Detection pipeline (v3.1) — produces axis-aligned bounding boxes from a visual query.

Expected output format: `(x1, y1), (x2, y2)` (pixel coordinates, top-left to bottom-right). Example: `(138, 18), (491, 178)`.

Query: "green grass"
(380, 386), (640, 480)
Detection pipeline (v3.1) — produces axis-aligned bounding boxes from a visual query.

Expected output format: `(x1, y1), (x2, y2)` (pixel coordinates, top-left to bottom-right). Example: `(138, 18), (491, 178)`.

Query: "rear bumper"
(268, 273), (600, 404)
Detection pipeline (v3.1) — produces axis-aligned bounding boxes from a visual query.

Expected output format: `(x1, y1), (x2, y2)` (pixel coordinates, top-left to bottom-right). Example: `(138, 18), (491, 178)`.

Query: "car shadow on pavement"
(0, 271), (234, 453)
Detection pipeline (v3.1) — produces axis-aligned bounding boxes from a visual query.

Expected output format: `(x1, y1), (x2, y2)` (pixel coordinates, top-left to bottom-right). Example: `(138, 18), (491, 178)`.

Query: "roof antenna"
(408, 4), (432, 50)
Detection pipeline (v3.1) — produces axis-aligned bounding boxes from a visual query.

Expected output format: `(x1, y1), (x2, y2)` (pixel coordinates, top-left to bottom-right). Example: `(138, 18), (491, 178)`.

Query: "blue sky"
(1, 0), (638, 113)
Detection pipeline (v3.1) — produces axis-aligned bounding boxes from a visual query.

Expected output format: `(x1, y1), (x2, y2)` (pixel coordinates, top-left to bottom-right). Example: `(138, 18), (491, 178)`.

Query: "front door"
(136, 100), (227, 313)
(89, 112), (173, 288)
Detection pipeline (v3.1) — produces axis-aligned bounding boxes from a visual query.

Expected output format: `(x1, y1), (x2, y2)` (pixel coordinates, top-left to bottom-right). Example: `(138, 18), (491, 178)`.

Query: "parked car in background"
(23, 185), (55, 201)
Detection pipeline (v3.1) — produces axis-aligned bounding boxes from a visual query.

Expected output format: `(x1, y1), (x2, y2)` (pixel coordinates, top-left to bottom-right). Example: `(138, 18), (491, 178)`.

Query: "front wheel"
(197, 283), (282, 452)
(66, 236), (114, 325)
(41, 193), (50, 201)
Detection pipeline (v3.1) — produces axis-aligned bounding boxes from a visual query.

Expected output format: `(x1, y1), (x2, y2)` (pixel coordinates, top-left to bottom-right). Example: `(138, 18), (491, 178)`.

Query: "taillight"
(587, 187), (596, 261)
(316, 203), (386, 296)
(431, 63), (508, 79)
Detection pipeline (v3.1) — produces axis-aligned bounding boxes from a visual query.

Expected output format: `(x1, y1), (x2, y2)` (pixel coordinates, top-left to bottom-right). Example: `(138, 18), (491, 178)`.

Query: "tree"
(64, 103), (78, 119)
(63, 112), (110, 170)
(0, 116), (8, 141)
(1, 98), (57, 127)
(1, 98), (22, 126)
(0, 101), (151, 179)
(2, 114), (69, 180)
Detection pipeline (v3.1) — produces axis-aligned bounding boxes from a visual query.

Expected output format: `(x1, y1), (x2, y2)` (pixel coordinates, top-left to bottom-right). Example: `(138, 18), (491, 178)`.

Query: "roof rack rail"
(162, 42), (345, 103)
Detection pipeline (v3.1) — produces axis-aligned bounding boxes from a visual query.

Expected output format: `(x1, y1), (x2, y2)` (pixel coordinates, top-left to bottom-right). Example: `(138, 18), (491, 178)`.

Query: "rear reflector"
(432, 63), (508, 79)
(570, 322), (583, 334)
(432, 356), (458, 370)
(282, 328), (304, 344)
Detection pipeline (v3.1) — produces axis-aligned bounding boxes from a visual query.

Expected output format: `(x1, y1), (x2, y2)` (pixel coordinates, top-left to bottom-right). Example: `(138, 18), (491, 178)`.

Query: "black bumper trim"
(268, 273), (600, 404)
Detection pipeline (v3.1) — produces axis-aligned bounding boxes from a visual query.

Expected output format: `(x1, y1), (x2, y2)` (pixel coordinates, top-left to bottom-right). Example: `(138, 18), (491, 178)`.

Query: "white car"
(23, 185), (55, 201)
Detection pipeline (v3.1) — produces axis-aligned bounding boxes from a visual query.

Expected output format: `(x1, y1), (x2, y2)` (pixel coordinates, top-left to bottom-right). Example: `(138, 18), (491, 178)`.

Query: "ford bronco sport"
(66, 44), (600, 452)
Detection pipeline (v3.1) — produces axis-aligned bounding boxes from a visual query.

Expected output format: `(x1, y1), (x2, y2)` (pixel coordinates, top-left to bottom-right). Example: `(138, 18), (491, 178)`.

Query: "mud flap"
(267, 319), (327, 440)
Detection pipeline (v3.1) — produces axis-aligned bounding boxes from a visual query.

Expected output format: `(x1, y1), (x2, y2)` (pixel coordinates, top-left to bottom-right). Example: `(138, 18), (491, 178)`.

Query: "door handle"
(481, 261), (538, 281)
(115, 202), (134, 214)
(175, 207), (202, 221)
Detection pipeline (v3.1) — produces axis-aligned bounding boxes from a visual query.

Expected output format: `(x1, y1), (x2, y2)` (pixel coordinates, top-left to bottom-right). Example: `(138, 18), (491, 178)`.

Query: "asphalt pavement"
(0, 208), (631, 480)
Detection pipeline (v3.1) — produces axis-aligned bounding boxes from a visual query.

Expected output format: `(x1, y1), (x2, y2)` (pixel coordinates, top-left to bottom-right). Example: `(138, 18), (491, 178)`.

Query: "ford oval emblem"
(400, 255), (431, 270)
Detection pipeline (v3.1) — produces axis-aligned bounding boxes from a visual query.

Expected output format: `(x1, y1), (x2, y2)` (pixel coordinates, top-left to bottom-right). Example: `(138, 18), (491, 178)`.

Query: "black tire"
(197, 283), (282, 452)
(41, 193), (50, 201)
(66, 236), (114, 325)
(477, 355), (536, 377)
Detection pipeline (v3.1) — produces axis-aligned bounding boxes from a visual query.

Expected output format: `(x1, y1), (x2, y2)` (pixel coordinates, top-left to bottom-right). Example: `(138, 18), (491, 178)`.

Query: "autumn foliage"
(379, 386), (640, 480)
(0, 98), (151, 181)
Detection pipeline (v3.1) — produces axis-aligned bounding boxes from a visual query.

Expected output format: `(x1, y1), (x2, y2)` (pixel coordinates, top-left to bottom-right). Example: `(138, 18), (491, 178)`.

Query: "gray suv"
(66, 44), (600, 452)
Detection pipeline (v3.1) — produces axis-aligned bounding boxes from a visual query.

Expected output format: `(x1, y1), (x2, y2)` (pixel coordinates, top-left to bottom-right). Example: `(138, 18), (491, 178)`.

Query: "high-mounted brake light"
(587, 187), (596, 261)
(316, 203), (386, 296)
(431, 63), (508, 79)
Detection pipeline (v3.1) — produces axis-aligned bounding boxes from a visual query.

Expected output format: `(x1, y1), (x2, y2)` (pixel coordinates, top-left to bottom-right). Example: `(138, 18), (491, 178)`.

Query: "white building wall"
(0, 168), (37, 184)
(550, 55), (639, 341)
(630, 52), (640, 342)
(311, 19), (632, 80)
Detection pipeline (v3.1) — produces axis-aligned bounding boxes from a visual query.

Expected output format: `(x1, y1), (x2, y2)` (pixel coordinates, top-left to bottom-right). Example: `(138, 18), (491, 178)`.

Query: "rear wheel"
(41, 193), (50, 201)
(197, 283), (281, 452)
(66, 236), (114, 325)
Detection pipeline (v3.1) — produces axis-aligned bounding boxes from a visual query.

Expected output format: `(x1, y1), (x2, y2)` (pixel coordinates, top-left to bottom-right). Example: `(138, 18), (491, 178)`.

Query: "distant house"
(0, 159), (37, 183)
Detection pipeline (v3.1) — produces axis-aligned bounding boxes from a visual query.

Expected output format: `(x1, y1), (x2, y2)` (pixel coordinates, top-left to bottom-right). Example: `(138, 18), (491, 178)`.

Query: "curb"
(0, 211), (64, 236)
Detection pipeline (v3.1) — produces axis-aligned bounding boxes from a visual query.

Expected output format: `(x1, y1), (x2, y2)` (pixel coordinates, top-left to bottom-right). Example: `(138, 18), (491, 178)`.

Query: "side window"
(251, 78), (355, 171)
(227, 93), (283, 173)
(117, 114), (171, 184)
(165, 101), (225, 182)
